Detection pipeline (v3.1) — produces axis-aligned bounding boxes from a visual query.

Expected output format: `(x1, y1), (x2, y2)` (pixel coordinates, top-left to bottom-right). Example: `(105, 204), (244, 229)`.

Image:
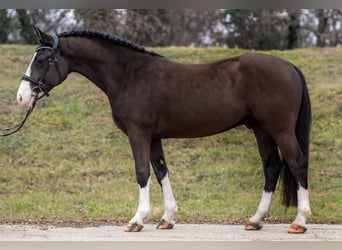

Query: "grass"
(0, 44), (341, 225)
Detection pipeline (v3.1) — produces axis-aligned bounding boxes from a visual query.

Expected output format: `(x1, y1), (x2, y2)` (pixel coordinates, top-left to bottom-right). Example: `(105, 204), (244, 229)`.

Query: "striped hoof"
(245, 221), (263, 231)
(124, 223), (144, 232)
(288, 224), (307, 234)
(157, 219), (174, 230)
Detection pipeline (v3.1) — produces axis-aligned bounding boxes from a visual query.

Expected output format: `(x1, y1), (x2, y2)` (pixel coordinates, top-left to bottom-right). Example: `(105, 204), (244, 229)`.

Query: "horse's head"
(17, 26), (68, 107)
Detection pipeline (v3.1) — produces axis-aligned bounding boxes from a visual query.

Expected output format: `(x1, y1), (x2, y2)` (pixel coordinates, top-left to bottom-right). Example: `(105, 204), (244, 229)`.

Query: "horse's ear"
(32, 26), (41, 40)
(32, 26), (53, 46)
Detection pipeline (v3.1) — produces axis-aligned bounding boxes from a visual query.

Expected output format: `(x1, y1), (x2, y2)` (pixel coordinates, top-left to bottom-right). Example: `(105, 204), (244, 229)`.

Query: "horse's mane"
(58, 29), (163, 57)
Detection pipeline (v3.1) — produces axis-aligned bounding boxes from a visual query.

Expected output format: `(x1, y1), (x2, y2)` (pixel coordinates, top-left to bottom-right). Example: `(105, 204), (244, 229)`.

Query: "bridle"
(22, 32), (61, 99)
(0, 32), (60, 137)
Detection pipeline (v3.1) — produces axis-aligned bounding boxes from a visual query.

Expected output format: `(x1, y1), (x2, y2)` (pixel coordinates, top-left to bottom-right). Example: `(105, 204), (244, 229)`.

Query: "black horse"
(17, 27), (311, 233)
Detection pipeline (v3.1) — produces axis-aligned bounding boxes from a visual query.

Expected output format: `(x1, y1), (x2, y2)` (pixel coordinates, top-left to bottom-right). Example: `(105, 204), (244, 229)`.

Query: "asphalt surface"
(0, 223), (341, 241)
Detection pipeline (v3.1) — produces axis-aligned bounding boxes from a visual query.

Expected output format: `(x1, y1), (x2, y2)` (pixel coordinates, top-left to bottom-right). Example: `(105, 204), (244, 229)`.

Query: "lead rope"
(0, 98), (37, 137)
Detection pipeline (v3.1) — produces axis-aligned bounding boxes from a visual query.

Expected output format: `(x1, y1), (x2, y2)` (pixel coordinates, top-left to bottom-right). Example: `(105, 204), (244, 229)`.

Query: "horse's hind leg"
(273, 132), (311, 234)
(150, 139), (178, 229)
(245, 126), (281, 231)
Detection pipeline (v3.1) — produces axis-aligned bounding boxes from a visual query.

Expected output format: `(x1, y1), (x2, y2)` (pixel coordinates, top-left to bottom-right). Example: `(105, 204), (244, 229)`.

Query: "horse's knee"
(135, 167), (150, 188)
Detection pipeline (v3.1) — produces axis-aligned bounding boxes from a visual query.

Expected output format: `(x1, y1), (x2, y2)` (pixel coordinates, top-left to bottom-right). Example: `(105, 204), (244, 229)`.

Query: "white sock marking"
(129, 177), (151, 225)
(160, 173), (178, 224)
(250, 191), (273, 224)
(293, 184), (311, 226)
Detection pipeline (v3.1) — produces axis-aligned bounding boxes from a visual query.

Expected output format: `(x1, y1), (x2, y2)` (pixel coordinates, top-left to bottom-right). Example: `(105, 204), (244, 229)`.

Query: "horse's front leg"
(124, 130), (152, 232)
(150, 139), (178, 229)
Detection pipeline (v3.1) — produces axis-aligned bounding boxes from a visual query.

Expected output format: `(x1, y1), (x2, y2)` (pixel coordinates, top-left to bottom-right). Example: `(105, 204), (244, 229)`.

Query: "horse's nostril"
(19, 95), (23, 103)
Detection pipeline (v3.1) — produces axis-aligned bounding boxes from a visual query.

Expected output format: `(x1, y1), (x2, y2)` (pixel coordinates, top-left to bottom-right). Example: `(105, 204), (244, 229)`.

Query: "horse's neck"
(62, 38), (137, 93)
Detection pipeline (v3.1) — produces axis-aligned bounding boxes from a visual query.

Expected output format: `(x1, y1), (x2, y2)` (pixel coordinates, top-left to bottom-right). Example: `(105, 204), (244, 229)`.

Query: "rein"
(0, 32), (59, 137)
(0, 99), (37, 137)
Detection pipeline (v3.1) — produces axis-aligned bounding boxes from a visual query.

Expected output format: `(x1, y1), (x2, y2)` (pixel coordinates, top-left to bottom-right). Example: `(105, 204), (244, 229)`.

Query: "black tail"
(281, 65), (311, 207)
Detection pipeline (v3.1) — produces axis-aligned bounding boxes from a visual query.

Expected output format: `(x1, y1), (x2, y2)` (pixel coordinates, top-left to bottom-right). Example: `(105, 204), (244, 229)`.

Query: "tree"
(316, 9), (342, 47)
(301, 9), (342, 48)
(168, 10), (222, 46)
(287, 9), (301, 49)
(16, 9), (37, 44)
(3, 9), (342, 48)
(315, 9), (329, 47)
(253, 10), (290, 50)
(74, 9), (120, 35)
(329, 9), (342, 46)
(119, 9), (222, 46)
(119, 9), (172, 46)
(6, 9), (73, 44)
(223, 9), (255, 49)
(74, 9), (222, 47)
(0, 9), (10, 43)
(223, 10), (302, 50)
(28, 9), (73, 33)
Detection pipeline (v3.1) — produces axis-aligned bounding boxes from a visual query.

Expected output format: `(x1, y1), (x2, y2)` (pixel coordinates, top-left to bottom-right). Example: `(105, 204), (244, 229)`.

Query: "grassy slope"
(0, 45), (341, 225)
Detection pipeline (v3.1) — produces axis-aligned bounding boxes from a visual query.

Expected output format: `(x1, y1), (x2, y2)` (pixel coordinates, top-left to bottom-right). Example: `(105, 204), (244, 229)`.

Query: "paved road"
(0, 223), (341, 241)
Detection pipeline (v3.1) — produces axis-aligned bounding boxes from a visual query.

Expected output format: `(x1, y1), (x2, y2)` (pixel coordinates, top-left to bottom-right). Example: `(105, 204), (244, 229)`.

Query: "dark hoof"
(245, 221), (263, 231)
(288, 224), (307, 234)
(156, 219), (174, 230)
(124, 223), (144, 232)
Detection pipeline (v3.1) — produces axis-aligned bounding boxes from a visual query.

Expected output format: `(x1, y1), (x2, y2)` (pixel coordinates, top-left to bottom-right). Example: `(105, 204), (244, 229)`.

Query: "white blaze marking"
(17, 52), (37, 106)
(160, 173), (178, 224)
(129, 177), (151, 225)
